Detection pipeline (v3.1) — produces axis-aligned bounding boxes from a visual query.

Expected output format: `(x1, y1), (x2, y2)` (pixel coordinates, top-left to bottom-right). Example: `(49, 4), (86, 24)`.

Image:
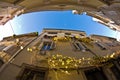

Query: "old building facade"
(0, 28), (120, 80)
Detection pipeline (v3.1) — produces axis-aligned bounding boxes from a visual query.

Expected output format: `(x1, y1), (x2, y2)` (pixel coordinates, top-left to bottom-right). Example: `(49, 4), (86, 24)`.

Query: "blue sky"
(0, 10), (119, 40)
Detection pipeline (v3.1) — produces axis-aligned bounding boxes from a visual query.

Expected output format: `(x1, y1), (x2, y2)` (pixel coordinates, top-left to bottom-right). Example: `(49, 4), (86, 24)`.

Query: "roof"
(43, 28), (85, 32)
(90, 34), (116, 40)
(3, 32), (38, 40)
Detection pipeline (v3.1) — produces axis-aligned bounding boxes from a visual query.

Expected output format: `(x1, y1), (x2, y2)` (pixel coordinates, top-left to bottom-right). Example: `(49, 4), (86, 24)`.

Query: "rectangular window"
(18, 64), (48, 80)
(41, 42), (51, 50)
(80, 34), (85, 36)
(48, 32), (57, 34)
(110, 64), (120, 80)
(0, 59), (4, 68)
(3, 45), (14, 52)
(96, 42), (107, 50)
(116, 57), (120, 66)
(84, 68), (108, 80)
(106, 43), (114, 47)
(72, 42), (79, 50)
(65, 33), (71, 35)
(41, 41), (55, 51)
(73, 42), (86, 52)
(0, 45), (6, 51)
(43, 35), (56, 39)
(3, 45), (20, 56)
(40, 41), (55, 55)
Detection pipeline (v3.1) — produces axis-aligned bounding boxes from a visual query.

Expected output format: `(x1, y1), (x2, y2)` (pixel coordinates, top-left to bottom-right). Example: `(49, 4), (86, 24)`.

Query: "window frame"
(0, 59), (4, 67)
(84, 67), (108, 80)
(41, 41), (55, 51)
(40, 41), (55, 55)
(96, 42), (107, 50)
(17, 64), (48, 80)
(72, 41), (87, 52)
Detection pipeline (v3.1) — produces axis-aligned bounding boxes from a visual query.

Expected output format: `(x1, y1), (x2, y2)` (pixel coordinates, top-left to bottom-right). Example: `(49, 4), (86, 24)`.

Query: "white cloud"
(0, 21), (14, 40)
(18, 24), (22, 29)
(11, 16), (23, 31)
(92, 17), (101, 22)
(116, 31), (120, 42)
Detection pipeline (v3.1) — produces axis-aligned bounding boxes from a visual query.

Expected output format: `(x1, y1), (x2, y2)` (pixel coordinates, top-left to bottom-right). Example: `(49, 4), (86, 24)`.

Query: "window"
(40, 41), (55, 55)
(43, 35), (56, 39)
(110, 64), (120, 80)
(0, 59), (4, 67)
(3, 45), (20, 56)
(3, 45), (14, 52)
(96, 42), (107, 50)
(65, 33), (71, 35)
(80, 34), (85, 36)
(116, 57), (120, 66)
(41, 41), (55, 50)
(0, 45), (6, 51)
(41, 42), (51, 50)
(43, 35), (49, 39)
(17, 64), (48, 80)
(72, 42), (86, 52)
(84, 68), (108, 80)
(106, 43), (114, 47)
(48, 32), (57, 34)
(106, 42), (120, 47)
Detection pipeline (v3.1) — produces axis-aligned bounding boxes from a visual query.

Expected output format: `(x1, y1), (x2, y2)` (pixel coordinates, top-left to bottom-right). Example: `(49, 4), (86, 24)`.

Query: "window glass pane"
(96, 42), (106, 50)
(111, 65), (120, 80)
(48, 32), (57, 34)
(80, 34), (85, 36)
(0, 45), (6, 51)
(84, 68), (108, 80)
(46, 43), (51, 50)
(65, 33), (71, 35)
(5, 45), (20, 55)
(41, 42), (52, 50)
(0, 59), (4, 67)
(76, 43), (82, 50)
(72, 43), (77, 50)
(20, 68), (46, 80)
(51, 42), (55, 49)
(76, 43), (86, 51)
(41, 43), (47, 50)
